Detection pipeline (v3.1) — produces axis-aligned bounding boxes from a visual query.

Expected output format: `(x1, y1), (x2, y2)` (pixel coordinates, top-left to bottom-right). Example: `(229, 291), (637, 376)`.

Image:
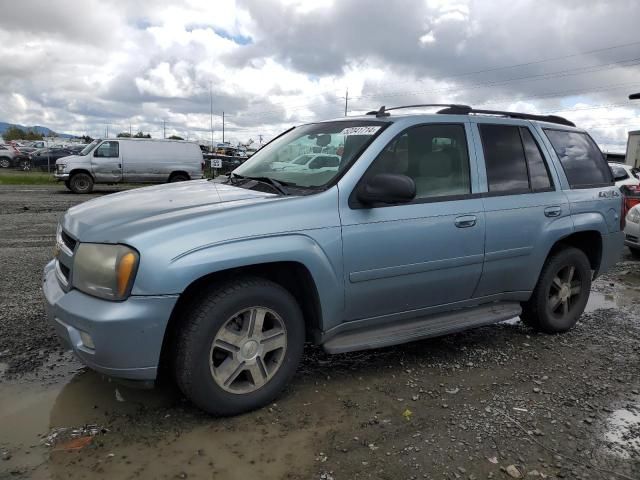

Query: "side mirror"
(357, 173), (416, 205)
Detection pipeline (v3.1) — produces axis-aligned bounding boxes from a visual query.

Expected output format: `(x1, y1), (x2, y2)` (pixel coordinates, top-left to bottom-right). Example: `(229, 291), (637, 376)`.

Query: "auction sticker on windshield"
(340, 126), (381, 135)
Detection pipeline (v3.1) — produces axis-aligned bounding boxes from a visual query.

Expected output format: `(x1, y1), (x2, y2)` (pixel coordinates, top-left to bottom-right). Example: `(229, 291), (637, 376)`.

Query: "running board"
(322, 302), (522, 354)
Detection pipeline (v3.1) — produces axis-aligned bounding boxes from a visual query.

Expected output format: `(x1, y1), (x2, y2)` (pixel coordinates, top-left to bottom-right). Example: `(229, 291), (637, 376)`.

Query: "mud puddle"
(601, 398), (640, 460)
(0, 362), (334, 479)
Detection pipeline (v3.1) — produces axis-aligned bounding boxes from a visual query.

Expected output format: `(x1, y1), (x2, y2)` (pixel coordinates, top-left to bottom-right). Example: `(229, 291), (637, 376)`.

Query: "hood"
(62, 180), (276, 242)
(56, 154), (80, 164)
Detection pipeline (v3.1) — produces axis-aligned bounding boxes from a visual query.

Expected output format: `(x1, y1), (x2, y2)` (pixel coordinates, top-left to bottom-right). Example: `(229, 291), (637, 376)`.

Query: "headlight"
(57, 164), (66, 173)
(73, 244), (139, 300)
(627, 207), (640, 224)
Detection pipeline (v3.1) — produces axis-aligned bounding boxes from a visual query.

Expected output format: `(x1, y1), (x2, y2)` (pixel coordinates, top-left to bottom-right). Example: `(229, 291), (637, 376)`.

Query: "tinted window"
(479, 125), (529, 193)
(367, 124), (471, 200)
(544, 130), (612, 188)
(521, 128), (552, 190)
(95, 141), (119, 158)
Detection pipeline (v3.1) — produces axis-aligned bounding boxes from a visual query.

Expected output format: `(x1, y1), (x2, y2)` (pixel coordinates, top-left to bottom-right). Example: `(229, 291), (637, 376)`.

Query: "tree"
(133, 131), (151, 138)
(79, 135), (94, 143)
(117, 132), (132, 138)
(167, 135), (184, 140)
(2, 126), (45, 141)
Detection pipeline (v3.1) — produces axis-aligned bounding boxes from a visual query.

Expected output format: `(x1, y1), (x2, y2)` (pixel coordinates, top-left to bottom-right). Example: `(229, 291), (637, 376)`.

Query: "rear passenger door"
(471, 120), (572, 297)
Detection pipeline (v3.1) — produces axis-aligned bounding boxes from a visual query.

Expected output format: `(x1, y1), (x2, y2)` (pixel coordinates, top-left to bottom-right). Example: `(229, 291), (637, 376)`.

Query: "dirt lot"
(1, 184), (639, 480)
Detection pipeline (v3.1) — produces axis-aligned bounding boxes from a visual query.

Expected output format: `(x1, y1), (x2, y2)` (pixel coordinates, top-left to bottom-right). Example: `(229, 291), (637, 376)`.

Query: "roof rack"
(366, 104), (575, 127)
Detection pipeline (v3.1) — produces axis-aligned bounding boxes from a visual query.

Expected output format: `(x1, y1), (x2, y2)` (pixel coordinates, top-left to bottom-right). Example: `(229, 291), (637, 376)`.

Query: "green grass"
(0, 170), (58, 185)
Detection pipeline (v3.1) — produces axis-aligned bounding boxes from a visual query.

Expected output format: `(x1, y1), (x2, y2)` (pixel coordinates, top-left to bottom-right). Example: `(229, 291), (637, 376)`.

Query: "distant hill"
(0, 121), (73, 138)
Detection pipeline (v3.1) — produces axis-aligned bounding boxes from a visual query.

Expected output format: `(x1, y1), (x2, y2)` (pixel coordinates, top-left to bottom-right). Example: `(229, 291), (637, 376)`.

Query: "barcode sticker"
(340, 126), (381, 135)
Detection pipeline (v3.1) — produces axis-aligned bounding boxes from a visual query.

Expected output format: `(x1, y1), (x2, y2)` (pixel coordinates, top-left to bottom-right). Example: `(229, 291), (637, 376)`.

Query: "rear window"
(544, 130), (612, 188)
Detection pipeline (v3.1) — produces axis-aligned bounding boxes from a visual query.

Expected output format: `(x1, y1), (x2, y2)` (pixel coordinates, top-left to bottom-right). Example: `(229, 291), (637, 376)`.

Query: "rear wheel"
(0, 157), (10, 169)
(169, 173), (189, 183)
(521, 247), (592, 333)
(174, 277), (305, 416)
(69, 172), (94, 194)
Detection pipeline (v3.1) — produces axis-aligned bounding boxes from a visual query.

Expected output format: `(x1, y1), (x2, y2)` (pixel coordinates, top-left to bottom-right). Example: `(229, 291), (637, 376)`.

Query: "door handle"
(455, 215), (477, 228)
(544, 206), (562, 217)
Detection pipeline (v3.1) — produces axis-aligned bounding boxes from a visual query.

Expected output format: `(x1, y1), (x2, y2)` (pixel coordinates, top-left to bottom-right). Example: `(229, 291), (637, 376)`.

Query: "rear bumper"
(42, 260), (178, 381)
(597, 230), (625, 276)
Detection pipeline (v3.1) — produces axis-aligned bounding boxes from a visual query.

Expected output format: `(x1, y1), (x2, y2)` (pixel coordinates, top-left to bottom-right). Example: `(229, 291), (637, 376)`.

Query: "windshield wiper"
(230, 173), (289, 195)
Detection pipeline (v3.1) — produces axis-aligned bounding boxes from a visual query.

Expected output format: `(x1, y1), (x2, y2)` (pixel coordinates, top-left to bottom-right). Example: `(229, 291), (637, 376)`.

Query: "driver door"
(91, 141), (122, 182)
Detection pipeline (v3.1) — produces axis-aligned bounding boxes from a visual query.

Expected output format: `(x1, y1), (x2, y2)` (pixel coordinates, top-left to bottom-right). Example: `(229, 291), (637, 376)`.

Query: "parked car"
(624, 204), (640, 258)
(0, 144), (24, 168)
(271, 153), (340, 172)
(26, 147), (74, 171)
(44, 105), (624, 416)
(54, 138), (204, 193)
(609, 162), (640, 188)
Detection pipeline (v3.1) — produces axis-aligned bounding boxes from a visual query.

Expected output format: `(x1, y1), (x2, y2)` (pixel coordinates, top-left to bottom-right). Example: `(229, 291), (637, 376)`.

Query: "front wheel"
(69, 172), (94, 194)
(0, 157), (10, 169)
(174, 277), (305, 416)
(521, 247), (592, 333)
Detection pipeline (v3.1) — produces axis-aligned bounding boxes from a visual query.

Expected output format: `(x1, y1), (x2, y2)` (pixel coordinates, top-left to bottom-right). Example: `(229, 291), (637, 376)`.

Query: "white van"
(54, 138), (204, 193)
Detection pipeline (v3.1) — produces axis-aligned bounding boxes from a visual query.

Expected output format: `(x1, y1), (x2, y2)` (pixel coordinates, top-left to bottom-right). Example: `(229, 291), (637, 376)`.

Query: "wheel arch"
(546, 230), (603, 276)
(69, 168), (95, 180)
(157, 260), (324, 380)
(168, 170), (190, 182)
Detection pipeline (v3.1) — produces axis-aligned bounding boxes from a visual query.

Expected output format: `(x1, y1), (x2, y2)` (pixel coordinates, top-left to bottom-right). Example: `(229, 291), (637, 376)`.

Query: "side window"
(479, 124), (529, 193)
(94, 141), (119, 158)
(366, 124), (471, 200)
(544, 129), (612, 188)
(520, 128), (552, 191)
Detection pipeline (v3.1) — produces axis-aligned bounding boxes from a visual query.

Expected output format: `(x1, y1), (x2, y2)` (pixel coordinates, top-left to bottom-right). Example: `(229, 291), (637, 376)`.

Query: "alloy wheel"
(209, 307), (287, 394)
(547, 264), (582, 318)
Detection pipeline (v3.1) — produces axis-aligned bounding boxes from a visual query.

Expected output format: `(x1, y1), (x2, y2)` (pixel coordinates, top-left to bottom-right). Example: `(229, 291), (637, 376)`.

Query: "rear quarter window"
(544, 129), (613, 188)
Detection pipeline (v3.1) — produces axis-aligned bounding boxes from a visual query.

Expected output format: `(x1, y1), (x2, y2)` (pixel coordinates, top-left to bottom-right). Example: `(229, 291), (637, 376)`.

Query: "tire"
(521, 247), (592, 333)
(69, 172), (94, 194)
(174, 277), (305, 416)
(630, 247), (640, 259)
(0, 157), (10, 169)
(169, 173), (189, 183)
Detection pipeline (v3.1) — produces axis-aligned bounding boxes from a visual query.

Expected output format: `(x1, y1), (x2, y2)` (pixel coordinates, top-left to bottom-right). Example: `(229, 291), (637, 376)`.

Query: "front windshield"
(233, 120), (387, 188)
(79, 139), (101, 156)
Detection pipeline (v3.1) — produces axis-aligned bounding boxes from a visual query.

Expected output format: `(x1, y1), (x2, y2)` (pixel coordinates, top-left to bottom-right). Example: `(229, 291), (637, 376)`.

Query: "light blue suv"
(43, 104), (624, 415)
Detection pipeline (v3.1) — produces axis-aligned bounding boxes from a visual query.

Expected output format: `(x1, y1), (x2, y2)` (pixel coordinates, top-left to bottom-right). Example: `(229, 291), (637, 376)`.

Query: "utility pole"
(129, 123), (132, 136)
(163, 120), (166, 139)
(209, 82), (214, 151)
(344, 88), (348, 116)
(222, 111), (225, 143)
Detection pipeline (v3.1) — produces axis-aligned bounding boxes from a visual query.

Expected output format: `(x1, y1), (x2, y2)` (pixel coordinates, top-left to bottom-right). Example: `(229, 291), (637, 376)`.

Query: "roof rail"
(366, 104), (575, 127)
(366, 104), (471, 117)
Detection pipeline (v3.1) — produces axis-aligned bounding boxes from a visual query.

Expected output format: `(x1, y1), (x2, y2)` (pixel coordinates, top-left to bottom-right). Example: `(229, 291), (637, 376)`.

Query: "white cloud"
(0, 0), (638, 148)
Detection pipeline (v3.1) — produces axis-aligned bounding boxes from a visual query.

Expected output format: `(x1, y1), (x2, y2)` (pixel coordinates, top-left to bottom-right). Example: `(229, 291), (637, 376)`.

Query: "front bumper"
(54, 173), (70, 180)
(43, 260), (179, 381)
(624, 220), (640, 250)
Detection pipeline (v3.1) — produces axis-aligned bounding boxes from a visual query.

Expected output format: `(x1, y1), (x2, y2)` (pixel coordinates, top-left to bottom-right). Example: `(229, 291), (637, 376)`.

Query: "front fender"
(132, 230), (344, 330)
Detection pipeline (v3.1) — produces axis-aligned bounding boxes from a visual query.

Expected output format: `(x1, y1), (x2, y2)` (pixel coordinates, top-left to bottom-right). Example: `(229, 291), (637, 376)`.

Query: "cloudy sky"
(1, 0), (639, 150)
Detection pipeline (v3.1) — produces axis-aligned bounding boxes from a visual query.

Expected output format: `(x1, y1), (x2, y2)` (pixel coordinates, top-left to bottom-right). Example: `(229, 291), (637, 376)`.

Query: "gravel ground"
(0, 184), (639, 480)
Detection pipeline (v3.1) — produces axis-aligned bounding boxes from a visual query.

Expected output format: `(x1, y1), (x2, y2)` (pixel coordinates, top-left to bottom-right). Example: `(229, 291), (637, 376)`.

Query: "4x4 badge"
(599, 190), (620, 198)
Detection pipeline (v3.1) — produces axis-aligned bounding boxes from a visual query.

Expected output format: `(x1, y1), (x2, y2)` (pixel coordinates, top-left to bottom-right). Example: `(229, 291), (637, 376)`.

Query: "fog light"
(79, 330), (95, 350)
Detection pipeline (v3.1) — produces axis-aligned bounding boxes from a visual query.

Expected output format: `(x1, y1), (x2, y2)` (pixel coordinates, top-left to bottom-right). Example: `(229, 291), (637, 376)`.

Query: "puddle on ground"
(601, 399), (640, 460)
(0, 365), (331, 479)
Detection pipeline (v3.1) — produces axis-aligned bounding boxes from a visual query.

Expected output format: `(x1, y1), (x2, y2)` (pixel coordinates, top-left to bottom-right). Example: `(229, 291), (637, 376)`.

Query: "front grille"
(60, 230), (77, 252)
(626, 234), (639, 243)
